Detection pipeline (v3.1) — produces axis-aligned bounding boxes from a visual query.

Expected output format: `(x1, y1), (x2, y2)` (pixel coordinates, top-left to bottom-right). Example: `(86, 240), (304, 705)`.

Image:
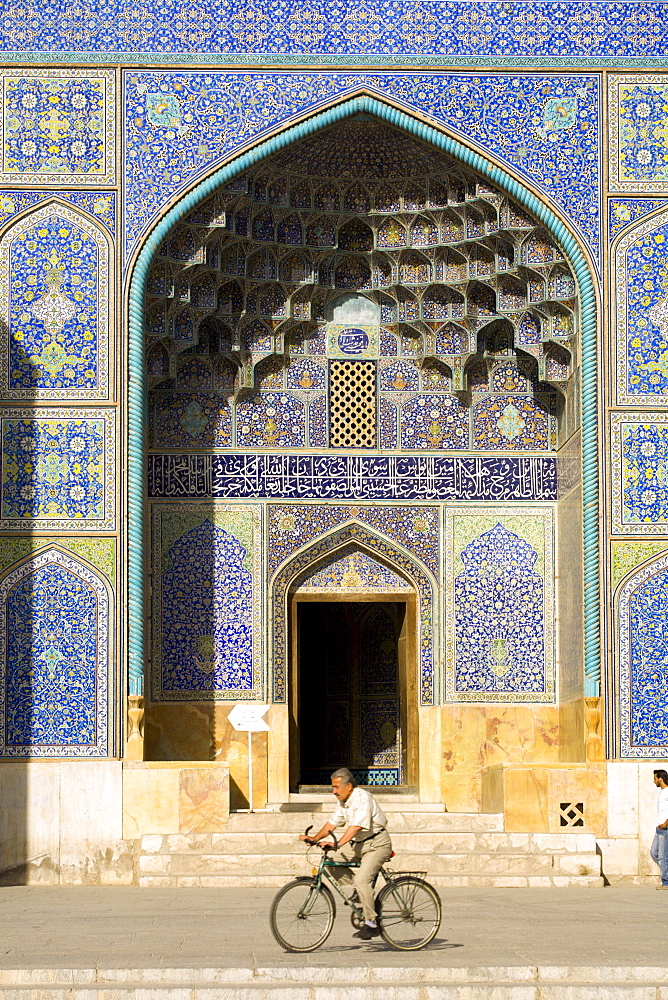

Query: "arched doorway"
(289, 544), (418, 789)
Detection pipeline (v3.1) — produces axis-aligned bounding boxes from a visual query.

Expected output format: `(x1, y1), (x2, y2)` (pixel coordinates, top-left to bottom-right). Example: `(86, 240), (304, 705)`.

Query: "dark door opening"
(296, 600), (406, 787)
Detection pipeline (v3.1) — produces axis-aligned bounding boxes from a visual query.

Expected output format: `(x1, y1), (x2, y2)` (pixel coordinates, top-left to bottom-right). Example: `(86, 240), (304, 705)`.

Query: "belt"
(353, 828), (387, 844)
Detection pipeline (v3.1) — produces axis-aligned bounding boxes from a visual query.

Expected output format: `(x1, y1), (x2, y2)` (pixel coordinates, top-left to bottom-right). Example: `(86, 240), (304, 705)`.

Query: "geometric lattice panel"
(329, 360), (376, 448)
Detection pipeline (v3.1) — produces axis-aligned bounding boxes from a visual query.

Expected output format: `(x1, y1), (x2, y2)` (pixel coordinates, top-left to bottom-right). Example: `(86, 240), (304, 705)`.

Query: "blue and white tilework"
(151, 504), (262, 701)
(0, 409), (115, 530)
(445, 509), (554, 703)
(0, 202), (110, 398)
(268, 503), (440, 576)
(294, 546), (412, 592)
(611, 416), (668, 531)
(0, 190), (115, 236)
(1, 3), (667, 62)
(0, 69), (115, 185)
(124, 71), (599, 263)
(270, 522), (435, 704)
(618, 552), (668, 758)
(614, 207), (668, 406)
(0, 547), (108, 757)
(609, 198), (668, 241)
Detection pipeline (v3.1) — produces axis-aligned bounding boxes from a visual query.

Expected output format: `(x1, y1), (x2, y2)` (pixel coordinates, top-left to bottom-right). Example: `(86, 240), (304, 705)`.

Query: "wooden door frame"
(289, 591), (418, 790)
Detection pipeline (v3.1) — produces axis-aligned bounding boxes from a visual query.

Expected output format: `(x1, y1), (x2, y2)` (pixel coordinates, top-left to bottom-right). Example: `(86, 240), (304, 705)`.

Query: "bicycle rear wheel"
(376, 876), (441, 951)
(269, 878), (336, 953)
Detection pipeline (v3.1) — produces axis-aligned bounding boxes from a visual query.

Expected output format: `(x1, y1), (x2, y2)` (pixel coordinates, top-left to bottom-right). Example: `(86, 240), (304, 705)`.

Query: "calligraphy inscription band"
(148, 454), (557, 501)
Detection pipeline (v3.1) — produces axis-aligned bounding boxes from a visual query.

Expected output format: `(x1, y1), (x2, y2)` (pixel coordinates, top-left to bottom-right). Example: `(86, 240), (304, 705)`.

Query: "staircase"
(137, 793), (604, 887)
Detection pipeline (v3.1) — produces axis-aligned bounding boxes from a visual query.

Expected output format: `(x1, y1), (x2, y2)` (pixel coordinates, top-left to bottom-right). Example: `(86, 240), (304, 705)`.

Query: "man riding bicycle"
(299, 766), (393, 940)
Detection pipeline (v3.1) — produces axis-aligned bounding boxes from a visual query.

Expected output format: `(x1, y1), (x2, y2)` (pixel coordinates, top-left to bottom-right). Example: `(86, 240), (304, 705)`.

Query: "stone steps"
(1, 966), (666, 998)
(137, 808), (604, 888)
(227, 809), (504, 832)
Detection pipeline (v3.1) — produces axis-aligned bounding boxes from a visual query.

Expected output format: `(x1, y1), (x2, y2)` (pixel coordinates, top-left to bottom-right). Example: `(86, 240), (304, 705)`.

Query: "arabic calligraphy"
(147, 453), (557, 501)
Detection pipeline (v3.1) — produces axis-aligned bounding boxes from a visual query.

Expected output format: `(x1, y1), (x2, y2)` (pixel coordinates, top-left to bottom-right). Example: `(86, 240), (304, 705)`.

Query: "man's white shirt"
(657, 786), (668, 826)
(329, 786), (388, 839)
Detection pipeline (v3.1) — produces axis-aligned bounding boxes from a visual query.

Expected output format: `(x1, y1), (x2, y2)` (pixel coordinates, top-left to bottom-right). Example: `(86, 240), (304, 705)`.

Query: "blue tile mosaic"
(151, 505), (262, 701)
(0, 548), (108, 757)
(0, 190), (115, 236)
(609, 198), (668, 241)
(618, 553), (668, 758)
(124, 71), (599, 263)
(1, 3), (668, 62)
(295, 546), (411, 592)
(0, 409), (115, 531)
(621, 423), (668, 526)
(614, 210), (668, 405)
(452, 523), (550, 700)
(0, 70), (115, 185)
(268, 503), (440, 577)
(0, 204), (109, 397)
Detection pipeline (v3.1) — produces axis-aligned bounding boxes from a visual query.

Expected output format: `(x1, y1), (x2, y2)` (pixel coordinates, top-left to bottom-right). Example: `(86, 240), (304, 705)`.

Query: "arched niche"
(0, 200), (111, 399)
(0, 546), (110, 757)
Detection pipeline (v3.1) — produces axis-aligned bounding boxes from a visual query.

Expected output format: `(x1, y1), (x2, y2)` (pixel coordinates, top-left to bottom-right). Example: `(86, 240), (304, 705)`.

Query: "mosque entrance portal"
(293, 598), (415, 789)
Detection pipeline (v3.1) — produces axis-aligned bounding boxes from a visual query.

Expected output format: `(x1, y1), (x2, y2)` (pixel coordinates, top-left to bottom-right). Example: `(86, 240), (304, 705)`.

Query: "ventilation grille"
(329, 361), (377, 448)
(559, 802), (584, 827)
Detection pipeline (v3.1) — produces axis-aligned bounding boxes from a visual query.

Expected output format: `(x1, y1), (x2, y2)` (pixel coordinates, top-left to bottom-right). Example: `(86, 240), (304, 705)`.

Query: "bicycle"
(269, 825), (442, 952)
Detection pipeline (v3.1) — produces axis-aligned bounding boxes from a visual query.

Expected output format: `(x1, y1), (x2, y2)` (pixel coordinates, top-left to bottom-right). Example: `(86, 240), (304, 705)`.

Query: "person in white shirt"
(651, 769), (668, 889)
(299, 767), (393, 939)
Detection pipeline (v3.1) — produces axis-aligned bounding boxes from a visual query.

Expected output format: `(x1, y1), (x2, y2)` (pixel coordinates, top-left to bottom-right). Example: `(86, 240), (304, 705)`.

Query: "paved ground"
(0, 886), (666, 971)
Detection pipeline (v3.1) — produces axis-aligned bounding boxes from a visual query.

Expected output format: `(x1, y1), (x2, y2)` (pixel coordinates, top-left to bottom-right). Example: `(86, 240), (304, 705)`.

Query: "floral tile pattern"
(294, 546), (412, 592)
(124, 71), (599, 263)
(151, 504), (263, 701)
(445, 508), (554, 703)
(0, 202), (110, 399)
(618, 552), (668, 758)
(0, 547), (108, 757)
(0, 409), (115, 530)
(609, 197), (668, 241)
(610, 75), (668, 192)
(611, 414), (668, 532)
(614, 207), (668, 405)
(0, 70), (115, 185)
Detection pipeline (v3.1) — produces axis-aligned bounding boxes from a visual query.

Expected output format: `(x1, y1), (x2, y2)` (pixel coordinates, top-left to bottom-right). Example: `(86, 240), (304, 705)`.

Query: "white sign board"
(228, 704), (270, 732)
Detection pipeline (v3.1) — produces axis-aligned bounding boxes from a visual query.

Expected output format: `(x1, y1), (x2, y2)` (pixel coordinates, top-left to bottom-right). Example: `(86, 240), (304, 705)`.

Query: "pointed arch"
(127, 91), (600, 703)
(616, 549), (668, 758)
(0, 199), (111, 399)
(269, 521), (437, 705)
(0, 545), (110, 757)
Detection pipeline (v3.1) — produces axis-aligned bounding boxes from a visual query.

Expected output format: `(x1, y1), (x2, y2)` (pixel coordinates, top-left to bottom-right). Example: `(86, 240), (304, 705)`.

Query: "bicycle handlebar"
(303, 825), (338, 852)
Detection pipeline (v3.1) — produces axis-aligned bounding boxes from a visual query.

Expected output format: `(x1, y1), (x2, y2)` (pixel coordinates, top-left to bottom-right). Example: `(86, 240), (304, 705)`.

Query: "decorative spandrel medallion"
(0, 70), (115, 186)
(0, 202), (110, 399)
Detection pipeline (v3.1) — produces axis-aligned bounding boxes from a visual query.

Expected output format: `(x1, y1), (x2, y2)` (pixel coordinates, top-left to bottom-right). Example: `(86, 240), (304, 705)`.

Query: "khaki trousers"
(327, 830), (393, 922)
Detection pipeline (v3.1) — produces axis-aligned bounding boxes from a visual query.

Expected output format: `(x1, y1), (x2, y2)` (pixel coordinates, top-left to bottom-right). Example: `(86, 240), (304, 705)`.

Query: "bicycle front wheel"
(377, 876), (441, 951)
(269, 878), (336, 953)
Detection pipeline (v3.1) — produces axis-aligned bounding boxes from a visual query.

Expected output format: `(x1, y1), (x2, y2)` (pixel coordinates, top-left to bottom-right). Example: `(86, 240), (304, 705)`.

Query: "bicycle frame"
(299, 849), (400, 924)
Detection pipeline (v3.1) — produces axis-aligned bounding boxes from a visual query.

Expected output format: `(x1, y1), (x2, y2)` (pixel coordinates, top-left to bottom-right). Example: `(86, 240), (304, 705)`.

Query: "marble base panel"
(481, 762), (607, 835)
(122, 761), (230, 839)
(144, 703), (266, 812)
(441, 704), (565, 813)
(0, 760), (132, 885)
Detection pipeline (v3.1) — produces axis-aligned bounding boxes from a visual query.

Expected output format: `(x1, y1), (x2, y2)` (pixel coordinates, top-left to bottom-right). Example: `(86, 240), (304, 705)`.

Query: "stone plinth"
(122, 761), (230, 840)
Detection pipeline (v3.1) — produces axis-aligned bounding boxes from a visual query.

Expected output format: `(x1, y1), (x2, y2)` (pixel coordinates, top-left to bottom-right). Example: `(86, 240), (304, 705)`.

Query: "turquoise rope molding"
(126, 93), (601, 702)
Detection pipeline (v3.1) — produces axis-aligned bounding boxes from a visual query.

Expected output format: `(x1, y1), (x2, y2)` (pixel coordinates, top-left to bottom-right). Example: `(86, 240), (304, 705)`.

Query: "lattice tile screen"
(329, 360), (377, 448)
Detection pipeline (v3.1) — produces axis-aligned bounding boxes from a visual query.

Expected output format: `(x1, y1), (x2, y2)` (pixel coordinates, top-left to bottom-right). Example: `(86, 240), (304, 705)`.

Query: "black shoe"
(354, 923), (381, 940)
